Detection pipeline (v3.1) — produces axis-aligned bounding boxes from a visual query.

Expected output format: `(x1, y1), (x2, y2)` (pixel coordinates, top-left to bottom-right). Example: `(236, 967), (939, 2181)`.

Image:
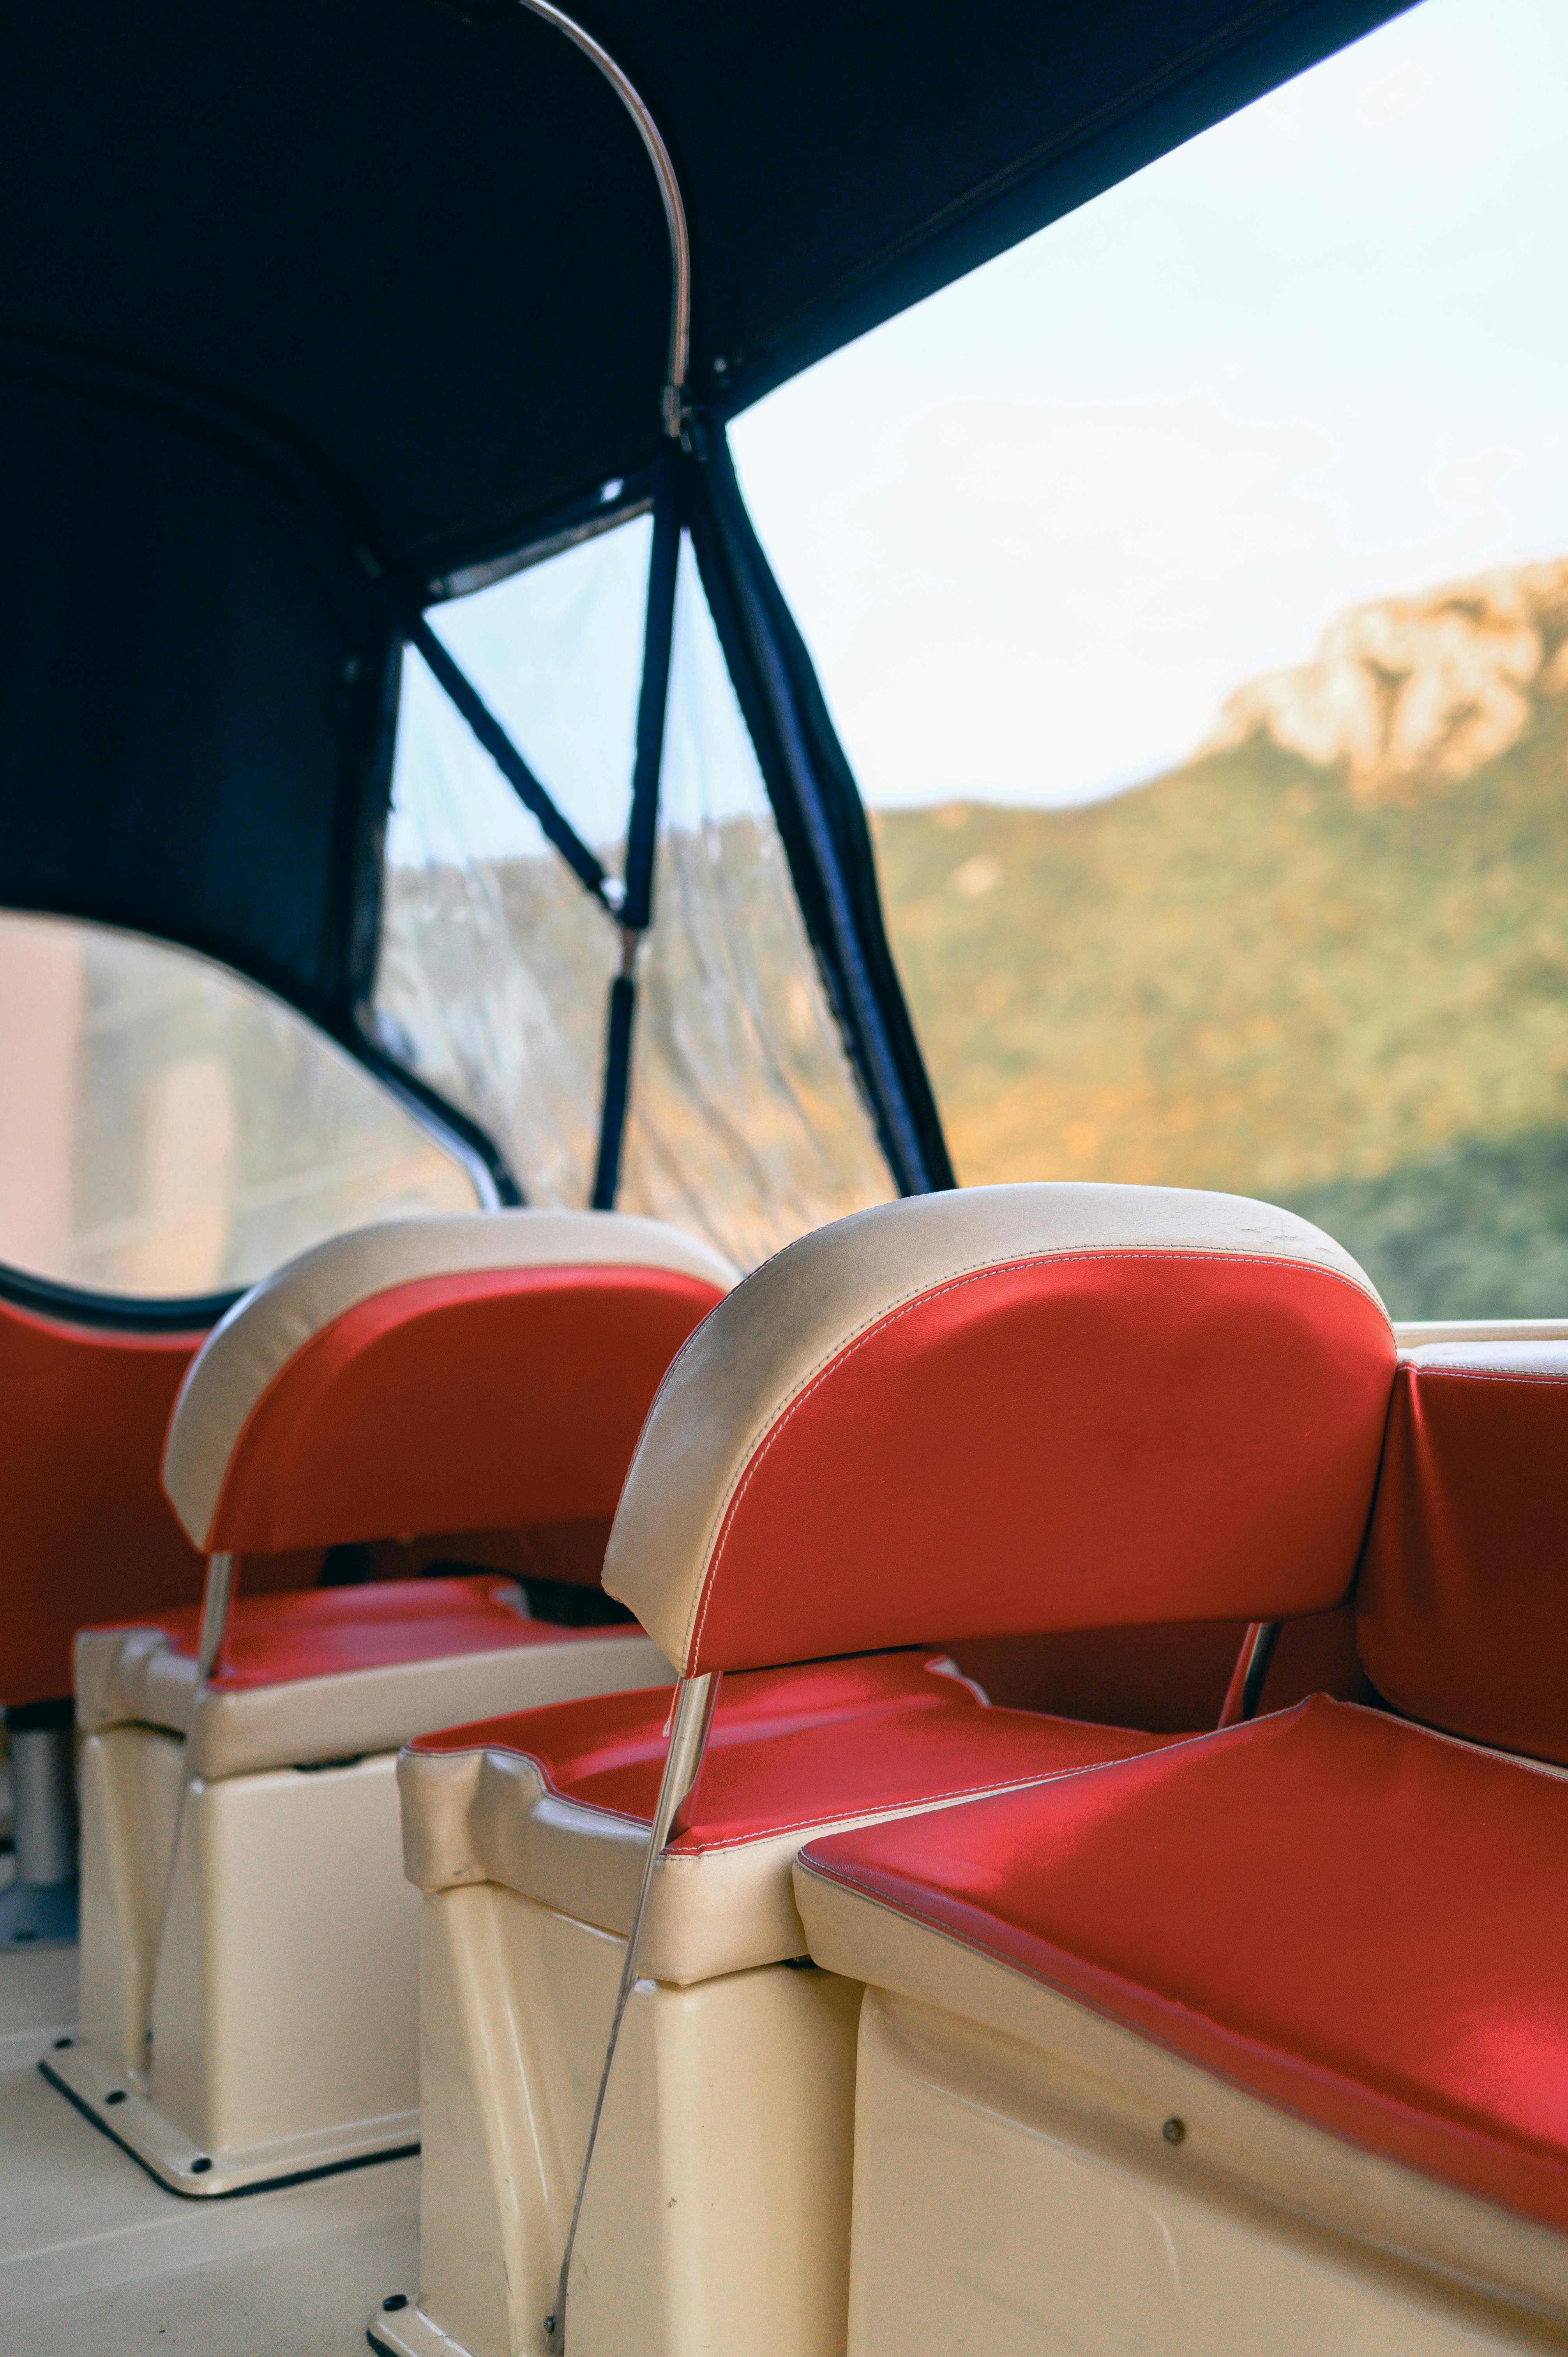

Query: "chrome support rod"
(1217, 1618), (1281, 1730)
(194, 1551), (237, 1686)
(515, 0), (692, 438)
(544, 1668), (720, 2354)
(142, 1551), (237, 2057)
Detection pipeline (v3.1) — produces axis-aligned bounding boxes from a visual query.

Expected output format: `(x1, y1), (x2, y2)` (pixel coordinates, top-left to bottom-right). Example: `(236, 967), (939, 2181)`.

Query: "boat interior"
(4, 2), (1567, 2353)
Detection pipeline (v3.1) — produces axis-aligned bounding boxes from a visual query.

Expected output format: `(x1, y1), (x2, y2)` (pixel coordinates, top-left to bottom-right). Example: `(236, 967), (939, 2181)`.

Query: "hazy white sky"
(729, 0), (1568, 808)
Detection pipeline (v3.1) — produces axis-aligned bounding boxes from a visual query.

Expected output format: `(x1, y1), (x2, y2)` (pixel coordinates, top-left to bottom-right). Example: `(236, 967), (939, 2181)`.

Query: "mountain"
(872, 560), (1568, 1317)
(1206, 557), (1568, 795)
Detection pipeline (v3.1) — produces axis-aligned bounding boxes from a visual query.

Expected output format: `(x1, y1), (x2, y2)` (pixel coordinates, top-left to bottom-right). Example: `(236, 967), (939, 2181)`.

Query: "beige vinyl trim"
(402, 1735), (1161, 1986)
(1395, 1338), (1568, 1379)
(794, 1859), (1568, 2322)
(603, 1183), (1389, 1672)
(74, 1622), (673, 1778)
(1394, 1319), (1568, 1350)
(162, 1209), (740, 1548)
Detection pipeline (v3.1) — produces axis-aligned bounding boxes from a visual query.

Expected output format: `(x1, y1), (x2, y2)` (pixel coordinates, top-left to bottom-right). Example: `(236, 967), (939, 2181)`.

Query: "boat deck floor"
(0, 1946), (418, 2357)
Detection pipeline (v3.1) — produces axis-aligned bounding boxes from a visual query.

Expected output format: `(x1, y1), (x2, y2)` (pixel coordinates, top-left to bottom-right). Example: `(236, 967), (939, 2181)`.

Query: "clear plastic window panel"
(0, 913), (477, 1299)
(374, 516), (892, 1266)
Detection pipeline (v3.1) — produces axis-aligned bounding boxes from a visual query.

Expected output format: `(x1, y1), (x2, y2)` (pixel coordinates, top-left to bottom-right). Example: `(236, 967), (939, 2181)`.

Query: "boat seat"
(383, 1181), (1395, 2357)
(402, 1651), (1171, 1986)
(790, 1340), (1568, 2350)
(74, 1209), (735, 1773)
(799, 1701), (1568, 2231)
(58, 1207), (735, 2197)
(75, 1574), (653, 1782)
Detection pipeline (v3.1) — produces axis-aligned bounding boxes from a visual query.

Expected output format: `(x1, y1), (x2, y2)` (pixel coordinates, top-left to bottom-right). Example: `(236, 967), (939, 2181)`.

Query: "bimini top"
(0, 0), (1411, 1210)
(5, 0), (1407, 582)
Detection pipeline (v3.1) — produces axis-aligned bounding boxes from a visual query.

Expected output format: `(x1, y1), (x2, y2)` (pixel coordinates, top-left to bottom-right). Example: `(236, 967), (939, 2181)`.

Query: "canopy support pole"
(590, 446), (681, 1207)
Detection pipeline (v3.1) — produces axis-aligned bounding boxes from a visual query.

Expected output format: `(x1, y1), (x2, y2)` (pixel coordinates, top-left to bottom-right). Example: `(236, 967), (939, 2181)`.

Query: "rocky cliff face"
(1205, 558), (1568, 797)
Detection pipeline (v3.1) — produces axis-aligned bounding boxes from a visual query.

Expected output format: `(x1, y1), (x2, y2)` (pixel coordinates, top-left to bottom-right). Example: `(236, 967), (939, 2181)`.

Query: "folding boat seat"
(376, 1182), (1393, 2357)
(51, 1208), (735, 2195)
(795, 1332), (1568, 2353)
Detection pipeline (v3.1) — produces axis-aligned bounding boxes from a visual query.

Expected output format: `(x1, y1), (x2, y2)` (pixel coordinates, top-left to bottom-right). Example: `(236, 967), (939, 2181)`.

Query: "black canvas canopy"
(0, 0), (1413, 1192)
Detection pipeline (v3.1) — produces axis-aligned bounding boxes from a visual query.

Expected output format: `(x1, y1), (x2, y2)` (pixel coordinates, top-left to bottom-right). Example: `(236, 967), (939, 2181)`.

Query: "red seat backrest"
(161, 1211), (736, 1558)
(0, 1298), (208, 1705)
(1358, 1341), (1568, 1764)
(605, 1184), (1397, 1676)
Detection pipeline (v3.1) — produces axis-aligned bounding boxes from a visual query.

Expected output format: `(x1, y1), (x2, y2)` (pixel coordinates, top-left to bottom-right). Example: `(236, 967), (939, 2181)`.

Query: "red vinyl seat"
(403, 1652), (1173, 1983)
(75, 1574), (652, 1781)
(106, 1577), (609, 1687)
(75, 1209), (738, 1771)
(401, 1183), (1397, 1964)
(795, 1331), (1568, 2276)
(798, 1695), (1568, 2237)
(0, 1294), (300, 1709)
(1357, 1337), (1568, 1763)
(388, 1183), (1401, 2357)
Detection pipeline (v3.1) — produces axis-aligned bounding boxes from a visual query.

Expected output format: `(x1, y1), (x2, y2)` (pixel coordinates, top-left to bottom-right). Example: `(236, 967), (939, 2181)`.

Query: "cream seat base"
(67, 1627), (674, 2196)
(71, 1732), (424, 2196)
(373, 1881), (861, 2357)
(797, 1869), (1568, 2355)
(42, 2037), (417, 2200)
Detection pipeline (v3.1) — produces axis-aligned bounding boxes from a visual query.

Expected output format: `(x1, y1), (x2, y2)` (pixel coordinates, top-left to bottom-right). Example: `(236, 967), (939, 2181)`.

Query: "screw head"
(52, 2036), (72, 2050)
(382, 2296), (410, 2313)
(1162, 2116), (1186, 2146)
(191, 2156), (213, 2174)
(105, 2090), (127, 2106)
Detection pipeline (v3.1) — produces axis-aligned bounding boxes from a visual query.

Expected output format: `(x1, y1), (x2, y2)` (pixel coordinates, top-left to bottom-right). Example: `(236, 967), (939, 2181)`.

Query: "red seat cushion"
(1358, 1350), (1568, 1764)
(799, 1696), (1568, 2235)
(0, 1299), (209, 1705)
(100, 1575), (609, 1687)
(411, 1651), (1179, 1852)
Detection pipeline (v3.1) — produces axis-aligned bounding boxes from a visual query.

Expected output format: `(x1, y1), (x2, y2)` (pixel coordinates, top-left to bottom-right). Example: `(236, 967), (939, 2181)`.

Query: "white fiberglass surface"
(0, 915), (476, 1301)
(376, 519), (891, 1267)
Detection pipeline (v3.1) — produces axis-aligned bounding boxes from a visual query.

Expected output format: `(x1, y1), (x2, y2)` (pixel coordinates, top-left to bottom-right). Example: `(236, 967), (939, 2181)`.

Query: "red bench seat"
(798, 1694), (1568, 2236)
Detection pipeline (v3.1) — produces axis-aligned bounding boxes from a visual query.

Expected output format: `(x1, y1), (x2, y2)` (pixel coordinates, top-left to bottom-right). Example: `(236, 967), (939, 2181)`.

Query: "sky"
(398, 0), (1568, 855)
(729, 0), (1568, 808)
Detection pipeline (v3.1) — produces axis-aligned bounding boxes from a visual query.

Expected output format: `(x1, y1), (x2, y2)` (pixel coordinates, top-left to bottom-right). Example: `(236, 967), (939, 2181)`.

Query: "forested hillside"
(874, 560), (1568, 1315)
